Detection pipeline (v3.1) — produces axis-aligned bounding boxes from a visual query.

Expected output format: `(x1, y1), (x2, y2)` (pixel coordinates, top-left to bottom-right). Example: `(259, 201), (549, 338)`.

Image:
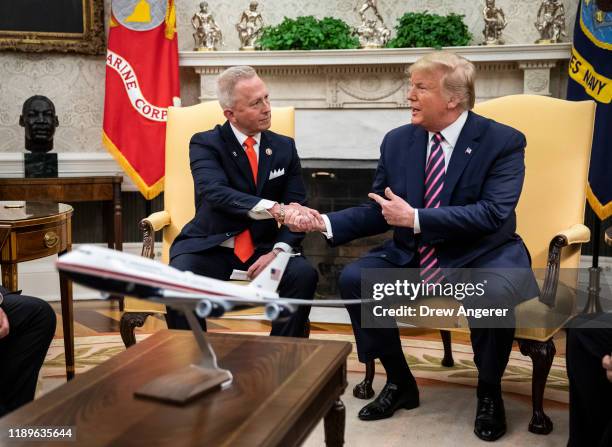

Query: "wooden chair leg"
(518, 338), (555, 435)
(303, 318), (311, 338)
(353, 360), (375, 399)
(440, 330), (454, 367)
(120, 312), (153, 348)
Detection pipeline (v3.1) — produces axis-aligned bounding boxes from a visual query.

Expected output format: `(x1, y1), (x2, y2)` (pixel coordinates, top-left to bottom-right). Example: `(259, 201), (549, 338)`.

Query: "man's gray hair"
(408, 51), (476, 111)
(216, 66), (258, 109)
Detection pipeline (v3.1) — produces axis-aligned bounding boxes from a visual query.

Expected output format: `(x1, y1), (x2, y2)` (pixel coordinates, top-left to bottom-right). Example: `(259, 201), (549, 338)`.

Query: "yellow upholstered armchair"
(119, 101), (295, 347)
(353, 95), (596, 435)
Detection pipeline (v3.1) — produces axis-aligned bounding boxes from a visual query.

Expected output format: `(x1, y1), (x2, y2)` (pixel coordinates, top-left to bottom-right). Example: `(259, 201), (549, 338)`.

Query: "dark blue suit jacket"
(328, 111), (538, 300)
(170, 121), (306, 260)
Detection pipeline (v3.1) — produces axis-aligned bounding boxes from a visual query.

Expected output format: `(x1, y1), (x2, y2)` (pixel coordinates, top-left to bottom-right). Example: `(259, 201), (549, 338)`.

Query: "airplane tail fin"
(248, 252), (291, 293)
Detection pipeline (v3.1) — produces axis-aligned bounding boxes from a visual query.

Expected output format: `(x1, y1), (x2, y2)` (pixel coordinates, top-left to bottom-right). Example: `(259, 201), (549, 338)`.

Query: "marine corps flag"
(567, 0), (612, 219)
(102, 0), (180, 199)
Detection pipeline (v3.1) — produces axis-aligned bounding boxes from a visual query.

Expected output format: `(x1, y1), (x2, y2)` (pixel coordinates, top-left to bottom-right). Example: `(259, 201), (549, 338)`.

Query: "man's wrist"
(278, 203), (285, 224)
(270, 202), (285, 223)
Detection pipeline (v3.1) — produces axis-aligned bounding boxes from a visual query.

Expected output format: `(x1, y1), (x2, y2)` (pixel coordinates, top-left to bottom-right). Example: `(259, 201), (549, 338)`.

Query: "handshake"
(270, 202), (326, 233)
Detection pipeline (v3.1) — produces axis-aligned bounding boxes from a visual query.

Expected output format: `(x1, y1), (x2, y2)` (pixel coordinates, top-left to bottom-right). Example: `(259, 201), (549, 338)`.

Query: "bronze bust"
(19, 95), (59, 177)
(19, 95), (59, 153)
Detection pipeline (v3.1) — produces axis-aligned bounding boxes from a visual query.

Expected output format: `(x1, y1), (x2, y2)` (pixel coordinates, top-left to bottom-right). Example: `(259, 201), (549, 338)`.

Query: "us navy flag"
(567, 0), (612, 219)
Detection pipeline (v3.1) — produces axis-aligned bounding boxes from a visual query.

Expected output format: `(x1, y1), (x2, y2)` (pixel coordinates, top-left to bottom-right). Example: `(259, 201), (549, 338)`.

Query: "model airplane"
(56, 245), (363, 321)
(56, 245), (370, 404)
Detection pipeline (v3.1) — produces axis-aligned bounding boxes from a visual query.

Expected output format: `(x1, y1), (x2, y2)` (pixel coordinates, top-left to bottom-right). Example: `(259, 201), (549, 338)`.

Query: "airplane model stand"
(135, 305), (233, 405)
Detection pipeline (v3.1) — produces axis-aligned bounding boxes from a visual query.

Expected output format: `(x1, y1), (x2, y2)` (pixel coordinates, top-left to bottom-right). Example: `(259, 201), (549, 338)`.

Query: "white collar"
(230, 123), (261, 147)
(428, 110), (469, 148)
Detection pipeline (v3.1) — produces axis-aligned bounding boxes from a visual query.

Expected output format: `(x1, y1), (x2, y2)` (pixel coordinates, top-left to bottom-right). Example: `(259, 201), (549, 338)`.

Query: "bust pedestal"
(24, 153), (58, 178)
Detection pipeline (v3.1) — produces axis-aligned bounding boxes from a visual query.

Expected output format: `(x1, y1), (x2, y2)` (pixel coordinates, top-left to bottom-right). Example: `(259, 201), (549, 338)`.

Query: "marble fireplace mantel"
(181, 44), (571, 106)
(179, 43), (571, 159)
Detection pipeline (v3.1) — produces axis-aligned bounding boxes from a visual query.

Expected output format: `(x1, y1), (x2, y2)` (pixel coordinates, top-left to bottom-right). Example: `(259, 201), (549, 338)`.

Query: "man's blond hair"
(408, 51), (476, 110)
(216, 65), (258, 109)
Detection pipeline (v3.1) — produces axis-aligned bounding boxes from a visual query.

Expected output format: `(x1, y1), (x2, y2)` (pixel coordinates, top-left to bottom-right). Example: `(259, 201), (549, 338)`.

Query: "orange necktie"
(234, 136), (258, 263)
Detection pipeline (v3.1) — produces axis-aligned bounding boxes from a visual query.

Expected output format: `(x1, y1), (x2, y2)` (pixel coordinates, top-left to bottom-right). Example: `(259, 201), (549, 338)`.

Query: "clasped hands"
(271, 187), (415, 233)
(270, 202), (326, 232)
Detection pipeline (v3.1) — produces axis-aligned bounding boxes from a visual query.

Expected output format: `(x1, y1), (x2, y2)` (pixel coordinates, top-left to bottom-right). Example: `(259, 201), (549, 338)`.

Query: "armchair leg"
(440, 330), (454, 367)
(120, 312), (153, 348)
(353, 360), (375, 399)
(303, 319), (311, 338)
(518, 338), (555, 435)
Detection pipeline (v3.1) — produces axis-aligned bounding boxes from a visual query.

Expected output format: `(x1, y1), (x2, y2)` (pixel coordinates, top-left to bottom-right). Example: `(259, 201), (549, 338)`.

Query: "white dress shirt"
(219, 124), (291, 253)
(322, 110), (469, 238)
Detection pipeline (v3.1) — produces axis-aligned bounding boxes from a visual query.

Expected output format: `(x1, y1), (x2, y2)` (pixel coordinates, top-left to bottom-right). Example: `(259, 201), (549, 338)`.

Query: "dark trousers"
(167, 246), (317, 337)
(0, 290), (56, 417)
(567, 314), (612, 447)
(339, 256), (516, 387)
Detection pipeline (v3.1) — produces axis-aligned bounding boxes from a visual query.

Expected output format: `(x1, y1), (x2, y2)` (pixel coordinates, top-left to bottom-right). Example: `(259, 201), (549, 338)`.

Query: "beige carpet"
(38, 332), (569, 446)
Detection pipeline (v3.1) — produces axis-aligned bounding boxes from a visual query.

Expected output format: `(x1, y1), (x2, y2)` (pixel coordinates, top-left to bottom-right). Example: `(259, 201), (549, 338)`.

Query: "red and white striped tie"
(419, 132), (445, 284)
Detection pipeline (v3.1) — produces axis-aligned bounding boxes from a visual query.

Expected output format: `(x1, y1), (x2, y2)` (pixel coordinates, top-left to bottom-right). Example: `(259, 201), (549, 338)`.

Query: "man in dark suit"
(168, 65), (317, 337)
(285, 52), (538, 441)
(567, 314), (612, 447)
(0, 287), (56, 417)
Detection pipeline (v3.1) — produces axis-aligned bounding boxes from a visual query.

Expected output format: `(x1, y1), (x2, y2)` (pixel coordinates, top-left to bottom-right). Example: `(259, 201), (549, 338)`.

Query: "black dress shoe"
(474, 396), (507, 442)
(358, 382), (419, 421)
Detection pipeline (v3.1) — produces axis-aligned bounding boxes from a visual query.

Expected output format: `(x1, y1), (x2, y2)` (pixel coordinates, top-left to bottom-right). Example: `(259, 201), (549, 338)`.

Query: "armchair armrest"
(556, 224), (590, 246)
(540, 224), (591, 306)
(139, 211), (171, 259)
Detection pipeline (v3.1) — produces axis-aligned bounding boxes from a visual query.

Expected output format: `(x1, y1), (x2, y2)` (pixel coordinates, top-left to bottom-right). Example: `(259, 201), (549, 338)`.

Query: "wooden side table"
(0, 176), (124, 310)
(0, 176), (122, 252)
(0, 201), (75, 381)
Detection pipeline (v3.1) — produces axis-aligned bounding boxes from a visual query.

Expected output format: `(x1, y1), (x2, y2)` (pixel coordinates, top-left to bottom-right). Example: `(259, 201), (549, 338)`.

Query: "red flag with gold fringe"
(102, 0), (180, 199)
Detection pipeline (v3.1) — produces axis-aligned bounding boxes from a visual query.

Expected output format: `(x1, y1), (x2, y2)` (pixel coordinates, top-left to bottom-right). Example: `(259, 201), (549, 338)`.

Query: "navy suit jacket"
(170, 121), (306, 260)
(328, 111), (538, 300)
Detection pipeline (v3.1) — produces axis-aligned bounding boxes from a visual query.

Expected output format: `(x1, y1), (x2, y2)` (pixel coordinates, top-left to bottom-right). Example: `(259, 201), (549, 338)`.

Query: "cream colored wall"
(0, 0), (578, 154)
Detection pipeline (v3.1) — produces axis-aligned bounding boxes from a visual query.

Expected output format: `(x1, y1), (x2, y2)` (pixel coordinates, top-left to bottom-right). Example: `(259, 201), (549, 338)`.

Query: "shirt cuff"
(273, 242), (293, 254)
(413, 209), (421, 234)
(248, 199), (277, 220)
(321, 214), (333, 239)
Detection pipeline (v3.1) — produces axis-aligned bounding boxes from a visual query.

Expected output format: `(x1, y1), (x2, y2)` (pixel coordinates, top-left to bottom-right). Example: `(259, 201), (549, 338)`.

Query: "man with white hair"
(169, 66), (317, 338)
(285, 51), (539, 441)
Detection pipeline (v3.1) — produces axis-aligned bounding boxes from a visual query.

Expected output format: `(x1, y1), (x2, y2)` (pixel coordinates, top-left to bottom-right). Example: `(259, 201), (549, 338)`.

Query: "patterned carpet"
(37, 330), (569, 404)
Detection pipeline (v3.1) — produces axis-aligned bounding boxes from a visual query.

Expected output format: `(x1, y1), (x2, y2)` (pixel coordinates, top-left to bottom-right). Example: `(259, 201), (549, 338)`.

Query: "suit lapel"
(256, 132), (274, 195)
(440, 112), (481, 206)
(221, 122), (256, 191)
(406, 127), (427, 208)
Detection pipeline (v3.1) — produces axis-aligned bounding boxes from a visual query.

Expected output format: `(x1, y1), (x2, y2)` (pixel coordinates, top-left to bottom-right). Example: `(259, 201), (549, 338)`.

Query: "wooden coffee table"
(0, 330), (352, 446)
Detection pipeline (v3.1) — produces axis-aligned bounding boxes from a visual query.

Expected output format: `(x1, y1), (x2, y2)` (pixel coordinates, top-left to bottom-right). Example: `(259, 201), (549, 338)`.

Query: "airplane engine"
(264, 302), (296, 321)
(195, 299), (231, 318)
